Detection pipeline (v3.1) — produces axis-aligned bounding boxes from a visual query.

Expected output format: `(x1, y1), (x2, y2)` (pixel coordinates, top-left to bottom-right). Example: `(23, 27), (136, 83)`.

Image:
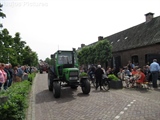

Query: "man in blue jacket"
(150, 59), (160, 88)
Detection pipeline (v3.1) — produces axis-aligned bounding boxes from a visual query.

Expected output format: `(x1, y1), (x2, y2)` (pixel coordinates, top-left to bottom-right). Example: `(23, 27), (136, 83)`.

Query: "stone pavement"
(26, 73), (160, 120)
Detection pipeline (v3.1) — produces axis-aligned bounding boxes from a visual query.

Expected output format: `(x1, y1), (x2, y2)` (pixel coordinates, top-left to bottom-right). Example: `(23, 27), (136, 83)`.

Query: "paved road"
(27, 73), (160, 120)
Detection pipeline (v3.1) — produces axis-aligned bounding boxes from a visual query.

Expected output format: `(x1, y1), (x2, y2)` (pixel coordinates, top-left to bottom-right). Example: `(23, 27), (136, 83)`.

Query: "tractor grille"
(69, 71), (78, 77)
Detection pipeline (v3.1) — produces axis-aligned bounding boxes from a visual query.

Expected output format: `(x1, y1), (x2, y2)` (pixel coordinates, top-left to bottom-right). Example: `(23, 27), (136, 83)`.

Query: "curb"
(26, 74), (37, 120)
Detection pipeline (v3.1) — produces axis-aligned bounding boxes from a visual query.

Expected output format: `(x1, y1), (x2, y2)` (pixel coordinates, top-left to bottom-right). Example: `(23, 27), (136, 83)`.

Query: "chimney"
(81, 44), (85, 48)
(145, 12), (154, 23)
(98, 36), (103, 41)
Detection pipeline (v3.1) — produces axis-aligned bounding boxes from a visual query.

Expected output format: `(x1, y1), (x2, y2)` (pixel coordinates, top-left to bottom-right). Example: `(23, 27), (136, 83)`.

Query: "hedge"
(0, 73), (36, 120)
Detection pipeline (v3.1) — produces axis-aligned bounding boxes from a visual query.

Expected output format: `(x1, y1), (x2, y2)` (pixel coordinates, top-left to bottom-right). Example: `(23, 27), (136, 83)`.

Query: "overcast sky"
(1, 0), (160, 60)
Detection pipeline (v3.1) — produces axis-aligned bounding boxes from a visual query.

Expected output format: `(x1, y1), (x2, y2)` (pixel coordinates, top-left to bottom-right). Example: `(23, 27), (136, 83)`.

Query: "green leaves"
(0, 73), (36, 120)
(0, 83), (29, 119)
(108, 74), (119, 81)
(0, 3), (6, 19)
(79, 72), (88, 77)
(0, 29), (38, 66)
(0, 3), (6, 28)
(77, 39), (112, 65)
(94, 39), (112, 63)
(0, 4), (38, 66)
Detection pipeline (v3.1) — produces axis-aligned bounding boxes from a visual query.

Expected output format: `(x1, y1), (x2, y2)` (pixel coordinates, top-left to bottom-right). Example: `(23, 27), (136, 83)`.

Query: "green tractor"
(48, 49), (91, 98)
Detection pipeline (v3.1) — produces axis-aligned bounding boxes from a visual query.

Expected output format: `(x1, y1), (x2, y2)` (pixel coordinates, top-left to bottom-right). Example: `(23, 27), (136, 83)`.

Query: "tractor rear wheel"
(48, 80), (53, 91)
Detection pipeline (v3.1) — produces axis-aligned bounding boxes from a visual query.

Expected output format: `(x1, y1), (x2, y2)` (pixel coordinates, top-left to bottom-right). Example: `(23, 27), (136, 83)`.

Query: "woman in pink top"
(0, 63), (7, 90)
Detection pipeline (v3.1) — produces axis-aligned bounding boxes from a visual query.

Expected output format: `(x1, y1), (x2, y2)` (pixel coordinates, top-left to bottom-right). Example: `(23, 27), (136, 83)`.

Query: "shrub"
(79, 72), (88, 77)
(108, 74), (120, 81)
(27, 72), (36, 84)
(0, 72), (36, 120)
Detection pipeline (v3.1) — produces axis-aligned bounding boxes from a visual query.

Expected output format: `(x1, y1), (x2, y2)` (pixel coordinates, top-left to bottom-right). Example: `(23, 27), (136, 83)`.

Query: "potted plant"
(79, 72), (88, 78)
(108, 74), (123, 89)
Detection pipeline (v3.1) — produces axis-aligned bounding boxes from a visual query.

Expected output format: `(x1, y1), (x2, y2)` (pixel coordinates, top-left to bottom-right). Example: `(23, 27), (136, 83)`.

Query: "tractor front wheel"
(53, 82), (61, 98)
(81, 80), (91, 94)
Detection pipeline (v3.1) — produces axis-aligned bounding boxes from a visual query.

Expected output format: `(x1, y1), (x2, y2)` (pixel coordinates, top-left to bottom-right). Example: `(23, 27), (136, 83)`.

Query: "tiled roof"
(104, 16), (160, 52)
(85, 15), (160, 52)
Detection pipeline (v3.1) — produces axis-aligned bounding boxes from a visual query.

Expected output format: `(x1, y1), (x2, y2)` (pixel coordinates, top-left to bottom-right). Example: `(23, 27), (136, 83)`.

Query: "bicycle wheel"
(102, 79), (110, 91)
(91, 78), (96, 88)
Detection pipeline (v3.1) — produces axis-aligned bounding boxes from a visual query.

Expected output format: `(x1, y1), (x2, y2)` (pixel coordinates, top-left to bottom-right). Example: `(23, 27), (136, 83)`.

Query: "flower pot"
(110, 80), (123, 89)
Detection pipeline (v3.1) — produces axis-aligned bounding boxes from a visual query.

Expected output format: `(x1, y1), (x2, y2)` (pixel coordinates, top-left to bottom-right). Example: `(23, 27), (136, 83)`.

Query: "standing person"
(23, 65), (29, 80)
(88, 64), (96, 80)
(150, 59), (160, 88)
(0, 63), (7, 90)
(4, 64), (10, 90)
(15, 66), (28, 82)
(127, 61), (134, 72)
(24, 65), (29, 74)
(106, 67), (112, 75)
(13, 66), (18, 82)
(8, 64), (14, 87)
(95, 65), (104, 90)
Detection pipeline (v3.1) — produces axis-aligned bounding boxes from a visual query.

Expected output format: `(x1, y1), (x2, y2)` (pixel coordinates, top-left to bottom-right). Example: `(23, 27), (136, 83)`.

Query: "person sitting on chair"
(129, 66), (139, 87)
(135, 68), (146, 87)
(117, 68), (125, 80)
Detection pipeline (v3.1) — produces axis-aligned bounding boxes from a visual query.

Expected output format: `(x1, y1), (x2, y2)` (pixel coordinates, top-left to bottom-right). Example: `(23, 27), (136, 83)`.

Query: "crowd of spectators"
(116, 59), (160, 88)
(0, 63), (36, 91)
(80, 58), (160, 89)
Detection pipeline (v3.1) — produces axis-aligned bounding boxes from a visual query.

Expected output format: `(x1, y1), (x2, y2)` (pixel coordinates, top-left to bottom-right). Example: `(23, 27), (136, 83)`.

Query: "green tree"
(12, 32), (26, 65)
(0, 29), (39, 66)
(77, 47), (88, 65)
(78, 39), (112, 66)
(45, 57), (51, 64)
(94, 39), (112, 64)
(21, 46), (38, 66)
(0, 3), (6, 28)
(0, 29), (13, 63)
(0, 4), (39, 66)
(87, 46), (96, 64)
(28, 51), (38, 66)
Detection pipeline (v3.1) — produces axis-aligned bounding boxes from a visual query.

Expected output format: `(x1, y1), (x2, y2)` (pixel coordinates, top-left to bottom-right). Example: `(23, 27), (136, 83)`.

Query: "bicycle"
(94, 75), (110, 91)
(88, 74), (96, 88)
(101, 75), (110, 91)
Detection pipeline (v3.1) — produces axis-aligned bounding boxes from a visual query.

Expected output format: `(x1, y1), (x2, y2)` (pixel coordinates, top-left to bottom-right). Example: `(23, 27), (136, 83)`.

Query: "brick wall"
(112, 44), (160, 67)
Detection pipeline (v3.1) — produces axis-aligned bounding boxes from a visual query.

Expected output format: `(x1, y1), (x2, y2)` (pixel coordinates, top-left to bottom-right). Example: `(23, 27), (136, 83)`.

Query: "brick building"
(79, 12), (160, 71)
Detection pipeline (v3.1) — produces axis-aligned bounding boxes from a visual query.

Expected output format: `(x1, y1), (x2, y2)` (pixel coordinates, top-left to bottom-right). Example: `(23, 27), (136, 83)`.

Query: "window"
(57, 51), (78, 65)
(58, 52), (72, 64)
(132, 55), (139, 66)
(145, 54), (160, 65)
